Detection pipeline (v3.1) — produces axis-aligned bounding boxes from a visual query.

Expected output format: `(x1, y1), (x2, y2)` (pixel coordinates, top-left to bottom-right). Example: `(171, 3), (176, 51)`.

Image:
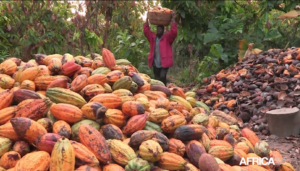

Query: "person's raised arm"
(143, 15), (153, 41)
(165, 11), (177, 44)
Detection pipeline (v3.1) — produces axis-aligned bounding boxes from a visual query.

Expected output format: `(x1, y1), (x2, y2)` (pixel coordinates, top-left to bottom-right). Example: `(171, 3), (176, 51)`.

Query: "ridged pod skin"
(277, 162), (295, 171)
(210, 140), (232, 148)
(0, 89), (14, 110)
(103, 163), (125, 171)
(158, 152), (187, 170)
(0, 60), (17, 76)
(128, 130), (157, 147)
(120, 96), (135, 105)
(144, 121), (163, 132)
(234, 142), (250, 154)
(186, 140), (207, 167)
(208, 146), (234, 162)
(90, 93), (122, 109)
(0, 74), (15, 89)
(0, 121), (21, 141)
(73, 67), (93, 79)
(36, 118), (53, 132)
(81, 102), (107, 121)
(107, 139), (137, 166)
(0, 151), (21, 169)
(170, 87), (186, 99)
(125, 158), (151, 171)
(103, 109), (126, 128)
(136, 83), (151, 93)
(240, 165), (271, 171)
(61, 53), (75, 65)
(80, 84), (106, 101)
(92, 67), (111, 75)
(161, 115), (187, 133)
(18, 66), (40, 83)
(139, 139), (163, 162)
(75, 165), (102, 171)
(103, 83), (113, 93)
(241, 127), (260, 147)
(168, 101), (185, 112)
(70, 140), (99, 167)
(155, 97), (170, 109)
(10, 117), (47, 145)
(102, 48), (116, 70)
(14, 151), (50, 171)
(168, 138), (186, 157)
(53, 120), (72, 139)
(150, 85), (171, 97)
(35, 133), (62, 153)
(0, 106), (16, 125)
(184, 163), (199, 171)
(0, 137), (12, 156)
(129, 72), (145, 86)
(91, 58), (105, 70)
(34, 75), (69, 90)
(169, 95), (192, 111)
(50, 103), (85, 123)
(60, 60), (81, 77)
(143, 90), (167, 101)
(71, 119), (100, 142)
(15, 98), (52, 121)
(36, 65), (50, 77)
(200, 133), (211, 152)
(50, 137), (75, 171)
(106, 70), (124, 83)
(47, 78), (69, 89)
(129, 130), (169, 151)
(48, 58), (62, 74)
(237, 137), (255, 153)
(129, 81), (138, 92)
(43, 54), (63, 66)
(12, 141), (30, 157)
(46, 87), (87, 108)
(269, 150), (283, 166)
(198, 153), (220, 171)
(71, 74), (88, 92)
(112, 89), (133, 97)
(174, 124), (205, 142)
(112, 76), (132, 90)
(100, 124), (124, 140)
(13, 89), (42, 103)
(149, 108), (169, 123)
(78, 124), (112, 164)
(122, 113), (148, 136)
(87, 74), (107, 85)
(121, 101), (145, 117)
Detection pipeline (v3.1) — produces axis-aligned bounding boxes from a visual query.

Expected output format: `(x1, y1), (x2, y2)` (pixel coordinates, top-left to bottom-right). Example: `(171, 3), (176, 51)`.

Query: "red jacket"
(143, 22), (177, 68)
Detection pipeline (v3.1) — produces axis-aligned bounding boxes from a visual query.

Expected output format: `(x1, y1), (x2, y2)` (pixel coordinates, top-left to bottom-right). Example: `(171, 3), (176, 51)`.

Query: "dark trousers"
(153, 65), (169, 85)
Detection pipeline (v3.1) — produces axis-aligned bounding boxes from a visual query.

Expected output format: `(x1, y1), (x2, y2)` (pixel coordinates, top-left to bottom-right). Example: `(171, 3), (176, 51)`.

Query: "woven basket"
(147, 11), (172, 26)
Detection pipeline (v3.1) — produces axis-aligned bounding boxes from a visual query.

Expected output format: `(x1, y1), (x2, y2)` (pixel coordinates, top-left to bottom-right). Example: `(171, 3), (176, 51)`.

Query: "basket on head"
(147, 9), (172, 26)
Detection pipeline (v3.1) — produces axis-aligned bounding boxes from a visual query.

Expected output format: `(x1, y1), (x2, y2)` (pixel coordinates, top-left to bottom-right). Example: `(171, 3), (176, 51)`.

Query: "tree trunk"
(102, 0), (114, 49)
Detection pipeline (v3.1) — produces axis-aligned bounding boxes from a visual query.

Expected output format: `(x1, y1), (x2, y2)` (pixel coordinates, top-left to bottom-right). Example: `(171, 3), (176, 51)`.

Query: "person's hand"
(171, 11), (176, 23)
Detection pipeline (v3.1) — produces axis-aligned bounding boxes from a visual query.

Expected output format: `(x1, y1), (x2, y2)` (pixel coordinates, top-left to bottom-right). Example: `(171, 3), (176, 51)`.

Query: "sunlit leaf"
(277, 10), (300, 19)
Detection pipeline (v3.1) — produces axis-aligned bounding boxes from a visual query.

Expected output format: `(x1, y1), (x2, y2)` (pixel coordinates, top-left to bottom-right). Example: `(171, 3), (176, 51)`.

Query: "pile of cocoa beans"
(196, 47), (300, 135)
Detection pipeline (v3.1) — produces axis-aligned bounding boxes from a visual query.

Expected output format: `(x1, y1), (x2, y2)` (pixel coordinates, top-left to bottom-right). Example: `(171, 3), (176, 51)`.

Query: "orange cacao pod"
(102, 48), (116, 69)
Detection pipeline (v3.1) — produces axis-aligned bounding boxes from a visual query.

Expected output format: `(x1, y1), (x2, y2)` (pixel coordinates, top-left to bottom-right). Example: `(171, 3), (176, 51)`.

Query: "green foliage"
(162, 0), (300, 84)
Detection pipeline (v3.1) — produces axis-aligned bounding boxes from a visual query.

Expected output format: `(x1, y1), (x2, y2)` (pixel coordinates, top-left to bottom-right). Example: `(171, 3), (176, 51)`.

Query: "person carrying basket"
(143, 8), (177, 86)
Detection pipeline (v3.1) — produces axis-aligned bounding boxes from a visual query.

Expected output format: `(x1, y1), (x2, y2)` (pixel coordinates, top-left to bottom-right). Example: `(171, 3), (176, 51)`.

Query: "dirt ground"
(257, 133), (300, 170)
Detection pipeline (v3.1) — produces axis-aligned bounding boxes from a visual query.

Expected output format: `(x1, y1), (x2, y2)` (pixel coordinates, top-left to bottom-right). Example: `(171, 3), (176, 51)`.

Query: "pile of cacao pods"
(196, 47), (300, 134)
(0, 48), (296, 171)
